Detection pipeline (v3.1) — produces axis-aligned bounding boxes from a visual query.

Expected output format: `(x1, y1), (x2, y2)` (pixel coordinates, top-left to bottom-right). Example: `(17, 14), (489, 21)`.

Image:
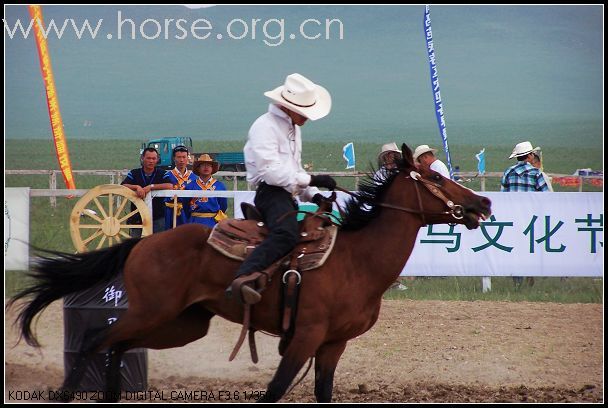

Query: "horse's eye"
(433, 174), (442, 182)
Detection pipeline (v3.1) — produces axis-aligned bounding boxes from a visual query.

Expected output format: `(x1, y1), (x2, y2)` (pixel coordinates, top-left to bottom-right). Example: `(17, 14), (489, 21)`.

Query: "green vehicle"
(141, 137), (245, 172)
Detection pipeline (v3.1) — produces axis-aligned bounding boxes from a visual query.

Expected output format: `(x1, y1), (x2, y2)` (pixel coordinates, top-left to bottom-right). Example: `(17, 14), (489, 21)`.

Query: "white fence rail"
(7, 169), (366, 207)
(6, 169), (603, 208)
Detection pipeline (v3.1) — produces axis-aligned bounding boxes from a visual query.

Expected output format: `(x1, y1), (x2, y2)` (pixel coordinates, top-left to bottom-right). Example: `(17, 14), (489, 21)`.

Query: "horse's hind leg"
(59, 326), (111, 401)
(89, 304), (214, 402)
(314, 340), (347, 403)
(99, 342), (128, 403)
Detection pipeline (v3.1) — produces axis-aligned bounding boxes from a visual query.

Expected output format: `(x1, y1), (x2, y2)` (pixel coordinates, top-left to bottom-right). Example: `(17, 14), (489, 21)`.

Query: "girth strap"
(281, 269), (301, 334)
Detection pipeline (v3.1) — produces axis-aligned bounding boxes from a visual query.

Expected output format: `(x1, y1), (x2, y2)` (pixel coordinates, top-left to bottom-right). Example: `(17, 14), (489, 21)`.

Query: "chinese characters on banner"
(403, 192), (603, 277)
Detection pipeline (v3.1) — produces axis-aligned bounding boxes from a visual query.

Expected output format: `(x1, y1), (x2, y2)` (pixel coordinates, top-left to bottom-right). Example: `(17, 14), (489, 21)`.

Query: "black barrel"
(63, 274), (147, 392)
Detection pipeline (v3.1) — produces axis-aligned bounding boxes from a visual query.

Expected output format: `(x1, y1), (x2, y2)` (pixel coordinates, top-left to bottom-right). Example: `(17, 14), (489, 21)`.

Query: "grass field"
(383, 276), (603, 303)
(5, 138), (604, 176)
(5, 139), (603, 303)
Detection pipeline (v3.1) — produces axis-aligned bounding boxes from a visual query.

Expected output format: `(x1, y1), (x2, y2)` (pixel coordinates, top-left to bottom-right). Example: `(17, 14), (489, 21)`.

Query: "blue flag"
(424, 5), (454, 180)
(476, 148), (486, 174)
(342, 142), (355, 169)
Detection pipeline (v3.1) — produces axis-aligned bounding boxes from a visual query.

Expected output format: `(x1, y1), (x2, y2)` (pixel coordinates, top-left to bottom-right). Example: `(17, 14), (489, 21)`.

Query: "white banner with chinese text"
(403, 192), (603, 277)
(233, 191), (603, 277)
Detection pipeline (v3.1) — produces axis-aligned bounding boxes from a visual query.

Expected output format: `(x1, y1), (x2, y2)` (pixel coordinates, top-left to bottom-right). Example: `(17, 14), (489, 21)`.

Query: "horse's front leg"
(314, 340), (347, 403)
(257, 331), (325, 403)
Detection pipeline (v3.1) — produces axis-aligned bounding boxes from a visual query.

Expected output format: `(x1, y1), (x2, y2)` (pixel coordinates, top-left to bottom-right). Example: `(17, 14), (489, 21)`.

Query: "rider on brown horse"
(226, 73), (337, 305)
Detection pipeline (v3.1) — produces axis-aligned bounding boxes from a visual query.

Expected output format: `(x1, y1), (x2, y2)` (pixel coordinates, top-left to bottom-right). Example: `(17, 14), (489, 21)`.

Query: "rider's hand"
(309, 175), (337, 190)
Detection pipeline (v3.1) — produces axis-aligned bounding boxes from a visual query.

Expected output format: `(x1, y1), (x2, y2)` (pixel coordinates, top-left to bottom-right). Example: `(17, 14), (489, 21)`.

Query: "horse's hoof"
(241, 285), (262, 305)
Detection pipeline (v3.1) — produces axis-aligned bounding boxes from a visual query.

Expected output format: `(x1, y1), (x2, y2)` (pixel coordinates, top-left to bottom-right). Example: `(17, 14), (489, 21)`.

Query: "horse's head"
(390, 143), (492, 230)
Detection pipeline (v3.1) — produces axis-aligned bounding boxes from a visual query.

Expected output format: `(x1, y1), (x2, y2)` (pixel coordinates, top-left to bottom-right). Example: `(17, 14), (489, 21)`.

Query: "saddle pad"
(207, 219), (266, 260)
(207, 220), (338, 272)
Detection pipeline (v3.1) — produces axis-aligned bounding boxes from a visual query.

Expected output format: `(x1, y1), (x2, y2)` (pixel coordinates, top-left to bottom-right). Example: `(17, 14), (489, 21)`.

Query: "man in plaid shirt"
(501, 141), (549, 288)
(500, 141), (549, 192)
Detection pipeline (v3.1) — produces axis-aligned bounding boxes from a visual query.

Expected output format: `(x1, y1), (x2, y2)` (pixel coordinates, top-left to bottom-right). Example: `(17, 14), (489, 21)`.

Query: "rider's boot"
(225, 272), (270, 305)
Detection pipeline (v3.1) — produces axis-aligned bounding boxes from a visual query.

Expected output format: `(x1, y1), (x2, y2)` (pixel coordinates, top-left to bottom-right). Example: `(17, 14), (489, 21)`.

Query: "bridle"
(334, 170), (465, 226)
(407, 171), (465, 225)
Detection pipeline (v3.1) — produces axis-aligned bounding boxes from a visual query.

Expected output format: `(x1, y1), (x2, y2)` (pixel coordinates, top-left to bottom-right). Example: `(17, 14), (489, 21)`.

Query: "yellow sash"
(191, 212), (216, 218)
(214, 210), (228, 222)
(192, 210), (228, 223)
(165, 201), (183, 216)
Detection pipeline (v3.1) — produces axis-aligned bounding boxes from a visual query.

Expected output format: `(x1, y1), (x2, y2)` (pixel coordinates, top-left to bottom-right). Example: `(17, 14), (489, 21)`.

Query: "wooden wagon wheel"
(70, 184), (152, 252)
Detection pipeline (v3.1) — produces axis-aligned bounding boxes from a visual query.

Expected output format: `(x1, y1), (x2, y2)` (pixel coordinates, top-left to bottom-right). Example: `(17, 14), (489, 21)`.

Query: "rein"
(273, 171), (464, 226)
(334, 171), (464, 225)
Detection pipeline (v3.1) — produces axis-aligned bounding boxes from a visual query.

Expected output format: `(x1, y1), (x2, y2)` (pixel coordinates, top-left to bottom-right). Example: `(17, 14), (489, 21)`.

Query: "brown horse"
(9, 143), (491, 402)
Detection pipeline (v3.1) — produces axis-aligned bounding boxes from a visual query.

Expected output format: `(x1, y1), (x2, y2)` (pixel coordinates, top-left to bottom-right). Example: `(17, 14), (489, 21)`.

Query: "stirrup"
(228, 273), (267, 305)
(241, 285), (262, 305)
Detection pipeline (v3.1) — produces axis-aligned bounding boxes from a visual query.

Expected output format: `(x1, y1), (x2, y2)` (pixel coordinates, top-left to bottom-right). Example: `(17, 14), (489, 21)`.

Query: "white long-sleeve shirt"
(430, 159), (451, 179)
(244, 104), (320, 202)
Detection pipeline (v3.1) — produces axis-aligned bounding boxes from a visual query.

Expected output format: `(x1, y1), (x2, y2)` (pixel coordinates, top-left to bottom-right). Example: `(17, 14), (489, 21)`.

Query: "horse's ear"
(401, 143), (415, 169)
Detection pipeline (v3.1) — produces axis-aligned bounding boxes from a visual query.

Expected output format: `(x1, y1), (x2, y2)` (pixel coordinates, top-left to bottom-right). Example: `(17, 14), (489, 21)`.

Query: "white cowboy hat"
(377, 142), (402, 162)
(264, 73), (331, 121)
(413, 145), (438, 162)
(509, 141), (541, 159)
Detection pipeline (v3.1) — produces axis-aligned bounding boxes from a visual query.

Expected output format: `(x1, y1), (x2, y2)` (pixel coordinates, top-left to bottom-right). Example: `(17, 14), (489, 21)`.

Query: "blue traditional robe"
(185, 177), (228, 228)
(164, 168), (197, 229)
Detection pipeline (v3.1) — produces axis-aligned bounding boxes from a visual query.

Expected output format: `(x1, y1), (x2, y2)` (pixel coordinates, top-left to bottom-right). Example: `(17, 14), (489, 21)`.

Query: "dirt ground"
(5, 299), (603, 403)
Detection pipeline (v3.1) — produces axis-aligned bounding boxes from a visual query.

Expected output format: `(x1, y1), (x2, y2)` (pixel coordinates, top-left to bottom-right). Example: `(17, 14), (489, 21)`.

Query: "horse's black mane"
(338, 160), (403, 231)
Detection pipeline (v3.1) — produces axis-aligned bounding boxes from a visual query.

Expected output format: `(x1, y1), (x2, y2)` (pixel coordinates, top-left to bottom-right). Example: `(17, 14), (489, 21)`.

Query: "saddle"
(207, 202), (338, 273)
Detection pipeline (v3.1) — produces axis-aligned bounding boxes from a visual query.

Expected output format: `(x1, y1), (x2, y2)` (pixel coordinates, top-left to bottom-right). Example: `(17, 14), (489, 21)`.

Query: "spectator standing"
(121, 147), (173, 236)
(186, 154), (228, 228)
(501, 141), (549, 192)
(413, 144), (451, 179)
(165, 145), (198, 229)
(501, 141), (550, 287)
(530, 152), (554, 192)
(377, 142), (402, 170)
(378, 142), (412, 289)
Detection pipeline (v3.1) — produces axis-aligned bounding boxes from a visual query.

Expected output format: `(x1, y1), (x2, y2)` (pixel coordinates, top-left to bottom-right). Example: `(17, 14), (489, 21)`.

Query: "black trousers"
(235, 183), (299, 277)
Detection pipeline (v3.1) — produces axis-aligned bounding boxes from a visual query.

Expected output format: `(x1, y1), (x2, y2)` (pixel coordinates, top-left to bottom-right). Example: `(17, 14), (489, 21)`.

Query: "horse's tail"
(6, 238), (142, 347)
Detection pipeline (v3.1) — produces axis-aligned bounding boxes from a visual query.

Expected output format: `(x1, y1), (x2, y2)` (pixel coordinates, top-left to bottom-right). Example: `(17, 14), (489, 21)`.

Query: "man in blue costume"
(165, 145), (198, 230)
(186, 154), (228, 228)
